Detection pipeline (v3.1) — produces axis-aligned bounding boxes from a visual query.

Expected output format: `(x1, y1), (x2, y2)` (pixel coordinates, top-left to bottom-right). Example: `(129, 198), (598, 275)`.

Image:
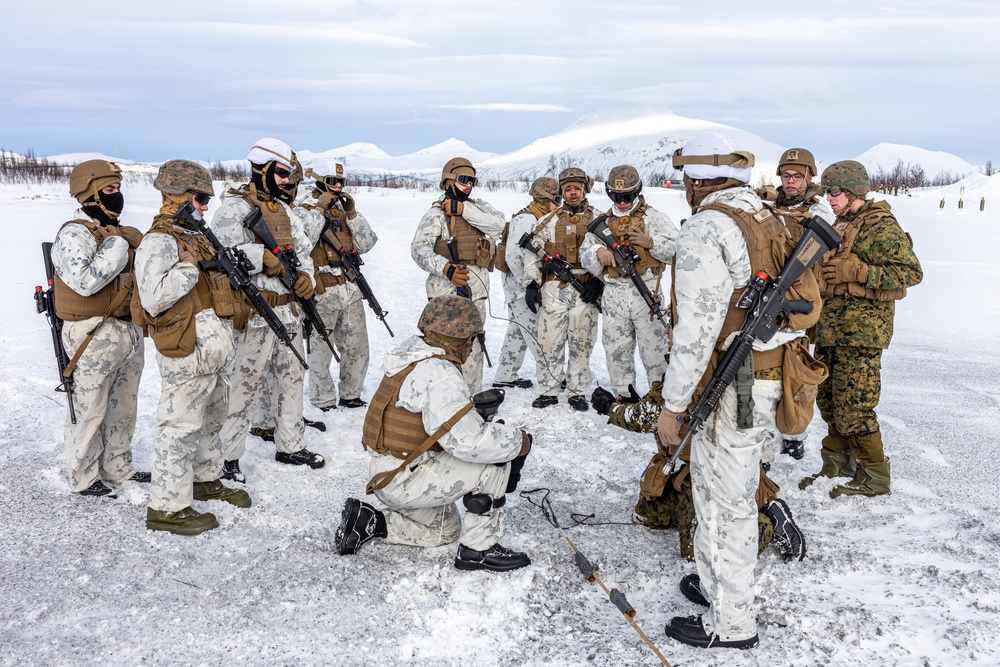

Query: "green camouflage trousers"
(815, 346), (882, 437)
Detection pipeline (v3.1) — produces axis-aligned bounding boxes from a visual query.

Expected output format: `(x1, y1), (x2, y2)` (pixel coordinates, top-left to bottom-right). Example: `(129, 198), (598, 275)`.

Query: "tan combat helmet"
(528, 176), (559, 203)
(287, 150), (303, 187)
(153, 159), (215, 196)
(606, 165), (643, 201)
(417, 294), (483, 338)
(439, 157), (477, 190)
(69, 159), (123, 204)
(558, 167), (593, 195)
(822, 160), (870, 198)
(777, 148), (817, 179)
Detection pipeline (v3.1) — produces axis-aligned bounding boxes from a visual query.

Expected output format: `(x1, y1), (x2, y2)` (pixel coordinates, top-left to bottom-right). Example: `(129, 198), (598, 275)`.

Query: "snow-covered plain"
(2, 176), (999, 667)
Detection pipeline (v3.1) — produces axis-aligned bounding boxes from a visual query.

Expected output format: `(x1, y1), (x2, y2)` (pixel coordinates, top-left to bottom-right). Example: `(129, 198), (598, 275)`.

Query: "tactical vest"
(432, 200), (494, 269)
(534, 205), (594, 278)
(601, 197), (664, 278)
(822, 201), (908, 302)
(305, 192), (356, 291)
(53, 219), (135, 322)
(496, 201), (549, 275)
(362, 353), (463, 459)
(769, 183), (825, 246)
(233, 184), (295, 247)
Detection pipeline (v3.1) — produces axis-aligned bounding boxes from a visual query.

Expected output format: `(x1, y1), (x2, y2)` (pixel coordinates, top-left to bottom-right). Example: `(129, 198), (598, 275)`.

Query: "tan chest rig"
(361, 353), (474, 494)
(432, 200), (495, 269)
(53, 219), (135, 322)
(601, 197), (664, 278)
(534, 205), (594, 283)
(495, 201), (549, 275)
(821, 202), (907, 302)
(304, 192), (356, 293)
(230, 185), (297, 308)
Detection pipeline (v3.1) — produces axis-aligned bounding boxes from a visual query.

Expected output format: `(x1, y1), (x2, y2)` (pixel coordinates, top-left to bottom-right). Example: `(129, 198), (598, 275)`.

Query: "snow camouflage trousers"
(149, 311), (235, 512)
(61, 316), (142, 492)
(371, 450), (510, 551)
(494, 273), (539, 384)
(536, 280), (598, 397)
(815, 345), (882, 439)
(308, 283), (369, 407)
(600, 274), (668, 397)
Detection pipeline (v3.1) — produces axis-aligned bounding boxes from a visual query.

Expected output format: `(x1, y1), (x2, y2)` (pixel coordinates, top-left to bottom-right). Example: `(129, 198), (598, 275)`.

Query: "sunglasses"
(608, 190), (635, 204)
(324, 176), (345, 188)
(455, 174), (477, 186)
(824, 186), (845, 197)
(273, 166), (292, 179)
(193, 192), (212, 205)
(780, 172), (805, 182)
(553, 195), (564, 206)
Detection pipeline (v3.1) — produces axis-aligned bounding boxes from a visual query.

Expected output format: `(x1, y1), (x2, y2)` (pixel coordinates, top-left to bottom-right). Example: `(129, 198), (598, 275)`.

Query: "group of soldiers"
(45, 130), (922, 651)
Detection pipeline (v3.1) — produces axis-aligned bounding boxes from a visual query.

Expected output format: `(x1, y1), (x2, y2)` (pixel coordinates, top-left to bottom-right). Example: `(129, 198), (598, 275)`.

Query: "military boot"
(193, 480), (252, 508)
(799, 449), (856, 489)
(146, 506), (219, 536)
(335, 498), (387, 555)
(830, 459), (891, 498)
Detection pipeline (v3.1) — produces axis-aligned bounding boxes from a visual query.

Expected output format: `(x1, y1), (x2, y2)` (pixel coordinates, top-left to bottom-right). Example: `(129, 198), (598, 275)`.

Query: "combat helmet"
(822, 160), (870, 198)
(777, 148), (817, 179)
(606, 165), (642, 203)
(558, 167), (593, 195)
(287, 150), (303, 186)
(528, 177), (559, 203)
(69, 159), (123, 203)
(417, 294), (483, 339)
(154, 159), (215, 196)
(439, 157), (477, 190)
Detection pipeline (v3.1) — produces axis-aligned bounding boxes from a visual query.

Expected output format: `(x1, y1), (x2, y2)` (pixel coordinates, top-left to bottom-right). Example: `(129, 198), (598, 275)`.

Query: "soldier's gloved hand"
(625, 230), (654, 249)
(580, 278), (604, 304)
(293, 271), (314, 299)
(338, 193), (357, 219)
(524, 281), (542, 314)
(262, 250), (284, 277)
(590, 387), (615, 416)
(444, 262), (470, 287)
(620, 384), (642, 404)
(657, 408), (684, 447)
(822, 254), (868, 284)
(118, 225), (143, 249)
(443, 198), (464, 217)
(596, 247), (616, 267)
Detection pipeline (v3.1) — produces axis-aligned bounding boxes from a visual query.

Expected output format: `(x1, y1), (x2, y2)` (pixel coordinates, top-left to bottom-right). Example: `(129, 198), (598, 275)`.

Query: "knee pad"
(462, 492), (507, 515)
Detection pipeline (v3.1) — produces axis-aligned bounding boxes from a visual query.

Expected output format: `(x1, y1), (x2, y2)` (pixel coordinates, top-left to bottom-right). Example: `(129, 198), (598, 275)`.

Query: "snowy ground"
(2, 179), (999, 667)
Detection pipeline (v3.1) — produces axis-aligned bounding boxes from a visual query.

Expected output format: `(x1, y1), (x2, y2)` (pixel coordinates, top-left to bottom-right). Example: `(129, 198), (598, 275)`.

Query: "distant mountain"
(299, 138), (496, 177)
(47, 152), (135, 165)
(854, 143), (975, 182)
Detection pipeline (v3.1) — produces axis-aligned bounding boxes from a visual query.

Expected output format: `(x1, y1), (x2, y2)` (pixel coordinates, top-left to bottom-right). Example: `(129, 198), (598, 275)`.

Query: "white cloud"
(437, 104), (572, 112)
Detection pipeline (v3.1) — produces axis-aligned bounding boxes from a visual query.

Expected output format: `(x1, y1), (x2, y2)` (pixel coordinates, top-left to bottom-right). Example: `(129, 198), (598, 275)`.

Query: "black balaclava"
(251, 162), (285, 198)
(83, 190), (124, 226)
(445, 183), (470, 203)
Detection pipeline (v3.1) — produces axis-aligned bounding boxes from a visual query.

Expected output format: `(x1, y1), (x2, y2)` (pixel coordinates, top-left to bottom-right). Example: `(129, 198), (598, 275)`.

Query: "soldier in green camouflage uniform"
(801, 160), (922, 497)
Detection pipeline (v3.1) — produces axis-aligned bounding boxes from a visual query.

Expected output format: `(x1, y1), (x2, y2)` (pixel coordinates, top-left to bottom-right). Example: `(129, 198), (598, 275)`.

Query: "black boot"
(275, 448), (325, 469)
(664, 615), (758, 649)
(568, 395), (588, 412)
(762, 498), (806, 561)
(492, 378), (533, 389)
(679, 574), (709, 607)
(249, 426), (275, 443)
(302, 417), (326, 432)
(219, 459), (245, 484)
(129, 471), (152, 483)
(781, 438), (805, 460)
(338, 397), (368, 409)
(78, 480), (117, 499)
(335, 498), (387, 555)
(454, 543), (530, 572)
(532, 395), (558, 409)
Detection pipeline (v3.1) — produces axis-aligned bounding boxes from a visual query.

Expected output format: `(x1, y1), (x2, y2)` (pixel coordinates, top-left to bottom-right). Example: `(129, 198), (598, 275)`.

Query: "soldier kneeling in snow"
(336, 295), (533, 572)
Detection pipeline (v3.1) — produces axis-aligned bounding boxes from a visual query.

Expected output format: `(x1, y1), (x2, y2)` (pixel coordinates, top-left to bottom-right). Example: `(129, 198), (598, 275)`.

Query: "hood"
(384, 335), (446, 376)
(699, 185), (762, 214)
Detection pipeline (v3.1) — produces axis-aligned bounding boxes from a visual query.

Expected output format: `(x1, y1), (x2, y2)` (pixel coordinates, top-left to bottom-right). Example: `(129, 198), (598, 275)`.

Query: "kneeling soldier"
(336, 295), (532, 572)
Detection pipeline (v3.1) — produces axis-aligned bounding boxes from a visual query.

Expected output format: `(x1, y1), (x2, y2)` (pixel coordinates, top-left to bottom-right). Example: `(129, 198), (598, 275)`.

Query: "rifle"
(34, 242), (77, 423)
(320, 223), (394, 337)
(587, 215), (668, 330)
(242, 207), (339, 362)
(516, 231), (602, 313)
(445, 236), (491, 368)
(666, 215), (841, 469)
(175, 202), (308, 369)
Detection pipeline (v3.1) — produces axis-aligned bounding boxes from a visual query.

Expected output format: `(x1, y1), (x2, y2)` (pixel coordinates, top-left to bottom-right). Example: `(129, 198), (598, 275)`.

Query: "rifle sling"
(63, 282), (133, 379)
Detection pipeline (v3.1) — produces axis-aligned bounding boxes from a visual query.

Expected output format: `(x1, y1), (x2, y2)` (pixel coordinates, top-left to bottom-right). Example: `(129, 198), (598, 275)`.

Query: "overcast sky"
(3, 1), (996, 165)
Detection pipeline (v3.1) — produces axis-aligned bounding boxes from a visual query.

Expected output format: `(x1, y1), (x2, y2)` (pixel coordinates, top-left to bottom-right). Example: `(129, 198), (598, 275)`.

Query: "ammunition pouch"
(463, 492), (506, 515)
(775, 337), (828, 435)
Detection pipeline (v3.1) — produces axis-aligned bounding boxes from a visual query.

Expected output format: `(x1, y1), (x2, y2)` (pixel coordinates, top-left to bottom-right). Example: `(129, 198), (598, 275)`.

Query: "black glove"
(505, 453), (528, 494)
(580, 278), (604, 304)
(620, 384), (642, 404)
(472, 387), (505, 422)
(590, 387), (616, 416)
(524, 281), (542, 314)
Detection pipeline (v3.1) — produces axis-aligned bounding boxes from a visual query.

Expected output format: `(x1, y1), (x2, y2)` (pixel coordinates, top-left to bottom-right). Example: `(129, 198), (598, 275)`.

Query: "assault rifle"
(666, 215), (841, 468)
(175, 202), (308, 369)
(587, 215), (669, 331)
(242, 208), (339, 362)
(34, 242), (77, 423)
(516, 231), (602, 313)
(444, 236), (491, 368)
(320, 223), (394, 337)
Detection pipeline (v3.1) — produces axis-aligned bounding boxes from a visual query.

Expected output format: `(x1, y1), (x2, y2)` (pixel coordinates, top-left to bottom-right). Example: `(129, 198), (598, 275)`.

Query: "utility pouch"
(775, 338), (828, 434)
(145, 294), (197, 358)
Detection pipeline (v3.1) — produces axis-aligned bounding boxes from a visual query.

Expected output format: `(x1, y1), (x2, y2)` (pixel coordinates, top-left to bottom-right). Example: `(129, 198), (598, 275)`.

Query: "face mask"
(446, 184), (470, 203)
(99, 189), (124, 216)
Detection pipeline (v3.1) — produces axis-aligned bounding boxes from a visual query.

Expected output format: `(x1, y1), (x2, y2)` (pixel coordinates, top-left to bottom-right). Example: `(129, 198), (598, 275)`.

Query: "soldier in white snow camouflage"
(297, 158), (379, 410)
(581, 165), (677, 397)
(50, 159), (147, 498)
(410, 158), (506, 392)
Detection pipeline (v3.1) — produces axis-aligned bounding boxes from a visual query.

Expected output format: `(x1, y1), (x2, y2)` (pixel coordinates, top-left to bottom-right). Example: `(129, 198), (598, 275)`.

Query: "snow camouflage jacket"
(814, 200), (923, 349)
(297, 189), (378, 295)
(579, 199), (678, 286)
(411, 195), (506, 301)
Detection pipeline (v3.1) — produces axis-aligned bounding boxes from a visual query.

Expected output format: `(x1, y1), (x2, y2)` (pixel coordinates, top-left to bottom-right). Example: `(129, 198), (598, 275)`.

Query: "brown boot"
(830, 459), (891, 498)
(799, 448), (856, 489)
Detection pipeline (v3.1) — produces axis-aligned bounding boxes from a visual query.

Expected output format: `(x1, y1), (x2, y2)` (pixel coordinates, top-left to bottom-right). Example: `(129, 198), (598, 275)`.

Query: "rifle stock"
(35, 242), (77, 423)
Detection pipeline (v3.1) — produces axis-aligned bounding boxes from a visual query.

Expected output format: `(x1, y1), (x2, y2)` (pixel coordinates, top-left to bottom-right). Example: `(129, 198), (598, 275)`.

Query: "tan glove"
(443, 262), (470, 287)
(293, 271), (314, 299)
(657, 407), (685, 448)
(596, 247), (616, 267)
(338, 193), (357, 219)
(261, 250), (284, 277)
(822, 254), (868, 285)
(625, 230), (654, 249)
(118, 225), (143, 249)
(443, 199), (464, 217)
